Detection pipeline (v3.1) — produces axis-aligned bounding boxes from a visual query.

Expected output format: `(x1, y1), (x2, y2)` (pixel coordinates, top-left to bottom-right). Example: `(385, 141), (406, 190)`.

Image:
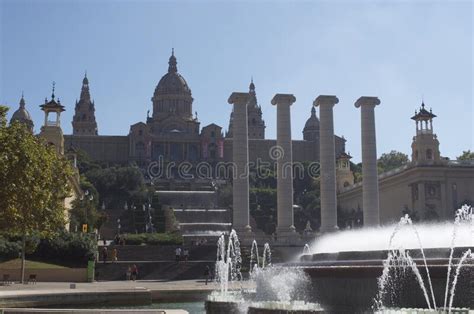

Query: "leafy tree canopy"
(457, 150), (474, 161)
(377, 150), (409, 173)
(0, 119), (73, 237)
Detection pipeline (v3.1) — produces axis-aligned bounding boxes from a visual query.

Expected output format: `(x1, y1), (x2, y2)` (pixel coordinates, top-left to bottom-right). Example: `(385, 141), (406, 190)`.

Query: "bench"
(1, 274), (12, 285)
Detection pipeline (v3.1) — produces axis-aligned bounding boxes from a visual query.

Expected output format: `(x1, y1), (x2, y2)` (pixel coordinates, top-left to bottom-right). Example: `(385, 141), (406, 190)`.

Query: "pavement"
(0, 279), (222, 293)
(0, 280), (251, 314)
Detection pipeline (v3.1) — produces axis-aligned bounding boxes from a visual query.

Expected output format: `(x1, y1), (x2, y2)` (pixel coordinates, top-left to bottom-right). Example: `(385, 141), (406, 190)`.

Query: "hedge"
(0, 232), (97, 267)
(123, 233), (183, 245)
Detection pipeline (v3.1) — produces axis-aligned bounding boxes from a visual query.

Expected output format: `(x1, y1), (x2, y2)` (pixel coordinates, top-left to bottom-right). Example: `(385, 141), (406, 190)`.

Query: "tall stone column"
(314, 95), (339, 232)
(271, 94), (297, 236)
(355, 96), (381, 226)
(228, 92), (252, 233)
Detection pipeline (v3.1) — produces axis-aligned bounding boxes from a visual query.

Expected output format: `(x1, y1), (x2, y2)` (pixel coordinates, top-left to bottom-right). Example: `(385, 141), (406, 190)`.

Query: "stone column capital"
(271, 94), (296, 106)
(354, 96), (380, 108)
(228, 92), (250, 105)
(313, 95), (339, 107)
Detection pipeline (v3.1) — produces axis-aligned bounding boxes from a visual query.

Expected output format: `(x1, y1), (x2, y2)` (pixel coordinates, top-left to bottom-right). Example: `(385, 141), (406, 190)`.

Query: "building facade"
(337, 103), (474, 224)
(63, 51), (346, 168)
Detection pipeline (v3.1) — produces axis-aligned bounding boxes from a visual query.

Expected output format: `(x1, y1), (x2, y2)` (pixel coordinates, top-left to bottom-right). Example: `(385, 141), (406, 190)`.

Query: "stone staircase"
(95, 244), (217, 281)
(95, 260), (214, 281)
(99, 244), (217, 262)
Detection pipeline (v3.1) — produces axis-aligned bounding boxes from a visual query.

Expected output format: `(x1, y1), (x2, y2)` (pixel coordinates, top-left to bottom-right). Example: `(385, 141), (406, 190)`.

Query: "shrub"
(124, 233), (183, 246)
(32, 232), (97, 267)
(0, 236), (21, 260)
(0, 232), (96, 267)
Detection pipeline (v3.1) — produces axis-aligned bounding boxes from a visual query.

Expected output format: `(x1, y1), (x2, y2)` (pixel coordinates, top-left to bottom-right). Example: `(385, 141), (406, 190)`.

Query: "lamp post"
(117, 218), (121, 235)
(145, 203), (153, 233)
(79, 190), (94, 232)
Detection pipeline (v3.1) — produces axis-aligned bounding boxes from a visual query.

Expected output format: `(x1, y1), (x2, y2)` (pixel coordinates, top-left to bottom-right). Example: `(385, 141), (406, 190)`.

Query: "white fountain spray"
(443, 205), (473, 311)
(302, 244), (311, 255)
(376, 204), (473, 311)
(448, 249), (472, 314)
(250, 240), (260, 274)
(215, 229), (242, 295)
(387, 214), (437, 309)
(262, 243), (272, 269)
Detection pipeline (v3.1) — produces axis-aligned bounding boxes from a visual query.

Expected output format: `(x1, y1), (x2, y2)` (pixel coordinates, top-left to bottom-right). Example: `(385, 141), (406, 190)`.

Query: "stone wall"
(64, 135), (129, 164)
(338, 163), (474, 224)
(0, 268), (87, 282)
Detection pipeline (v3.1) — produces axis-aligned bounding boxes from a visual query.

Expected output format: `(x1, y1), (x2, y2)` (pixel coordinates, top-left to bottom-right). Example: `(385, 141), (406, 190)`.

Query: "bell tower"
(336, 152), (354, 192)
(39, 82), (65, 154)
(411, 102), (440, 164)
(72, 73), (98, 135)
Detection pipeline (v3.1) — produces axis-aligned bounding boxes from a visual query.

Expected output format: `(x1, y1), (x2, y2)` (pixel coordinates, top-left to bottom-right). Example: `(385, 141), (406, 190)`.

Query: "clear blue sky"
(1, 0), (472, 162)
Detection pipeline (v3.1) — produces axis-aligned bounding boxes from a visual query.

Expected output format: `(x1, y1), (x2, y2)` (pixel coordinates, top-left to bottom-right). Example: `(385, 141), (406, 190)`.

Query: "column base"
(275, 225), (300, 245)
(233, 225), (254, 245)
(319, 225), (339, 233)
(233, 224), (252, 234)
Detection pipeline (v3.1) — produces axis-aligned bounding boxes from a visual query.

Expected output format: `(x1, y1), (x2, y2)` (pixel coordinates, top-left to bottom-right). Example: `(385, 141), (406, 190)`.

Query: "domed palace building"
(63, 50), (347, 171)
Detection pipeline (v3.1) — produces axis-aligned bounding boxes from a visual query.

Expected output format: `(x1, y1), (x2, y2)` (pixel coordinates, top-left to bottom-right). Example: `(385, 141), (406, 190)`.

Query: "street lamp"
(144, 203), (153, 233)
(79, 190), (93, 232)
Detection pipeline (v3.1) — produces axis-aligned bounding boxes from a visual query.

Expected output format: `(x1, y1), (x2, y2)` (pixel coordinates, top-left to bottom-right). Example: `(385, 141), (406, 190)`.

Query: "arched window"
(415, 150), (419, 160)
(426, 149), (433, 160)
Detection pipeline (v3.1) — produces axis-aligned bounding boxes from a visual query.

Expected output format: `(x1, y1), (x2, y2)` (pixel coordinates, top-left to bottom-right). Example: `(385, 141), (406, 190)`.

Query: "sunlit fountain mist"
(371, 205), (474, 312)
(207, 231), (322, 313)
(207, 205), (473, 313)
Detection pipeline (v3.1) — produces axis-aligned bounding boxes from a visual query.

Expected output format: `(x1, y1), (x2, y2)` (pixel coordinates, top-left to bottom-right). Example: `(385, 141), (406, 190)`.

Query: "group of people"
(190, 238), (208, 246)
(175, 247), (190, 262)
(125, 264), (139, 280)
(101, 246), (118, 263)
(113, 234), (126, 245)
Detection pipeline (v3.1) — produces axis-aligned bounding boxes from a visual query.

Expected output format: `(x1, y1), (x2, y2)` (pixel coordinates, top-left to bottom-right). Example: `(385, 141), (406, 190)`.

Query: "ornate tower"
(72, 73), (98, 135)
(302, 106), (320, 141)
(151, 49), (194, 121)
(10, 93), (34, 132)
(247, 79), (265, 139)
(336, 152), (354, 192)
(226, 79), (265, 139)
(411, 102), (440, 163)
(39, 83), (65, 154)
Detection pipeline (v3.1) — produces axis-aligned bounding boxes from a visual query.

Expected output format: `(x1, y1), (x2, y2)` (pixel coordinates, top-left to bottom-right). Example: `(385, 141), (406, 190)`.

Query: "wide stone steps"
(95, 261), (214, 281)
(99, 245), (217, 262)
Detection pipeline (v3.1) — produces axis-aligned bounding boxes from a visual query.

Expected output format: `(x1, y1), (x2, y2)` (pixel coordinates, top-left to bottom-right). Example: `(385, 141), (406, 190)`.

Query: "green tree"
(84, 165), (148, 208)
(69, 176), (100, 232)
(0, 118), (73, 282)
(378, 150), (409, 173)
(0, 105), (8, 127)
(457, 150), (474, 161)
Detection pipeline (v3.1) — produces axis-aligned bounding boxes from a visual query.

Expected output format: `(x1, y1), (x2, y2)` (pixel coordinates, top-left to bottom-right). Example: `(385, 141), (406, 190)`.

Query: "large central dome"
(154, 50), (191, 96)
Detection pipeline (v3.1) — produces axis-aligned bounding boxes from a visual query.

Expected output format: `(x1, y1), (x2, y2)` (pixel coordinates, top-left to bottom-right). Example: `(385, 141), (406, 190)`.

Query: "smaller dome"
(10, 95), (34, 129)
(304, 107), (319, 130)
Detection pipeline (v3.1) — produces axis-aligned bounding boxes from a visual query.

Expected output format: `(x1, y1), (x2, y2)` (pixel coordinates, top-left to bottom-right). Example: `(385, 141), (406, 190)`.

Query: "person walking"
(175, 247), (181, 262)
(112, 248), (118, 262)
(131, 264), (138, 281)
(126, 266), (131, 280)
(204, 265), (211, 285)
(183, 248), (189, 262)
(101, 246), (108, 264)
